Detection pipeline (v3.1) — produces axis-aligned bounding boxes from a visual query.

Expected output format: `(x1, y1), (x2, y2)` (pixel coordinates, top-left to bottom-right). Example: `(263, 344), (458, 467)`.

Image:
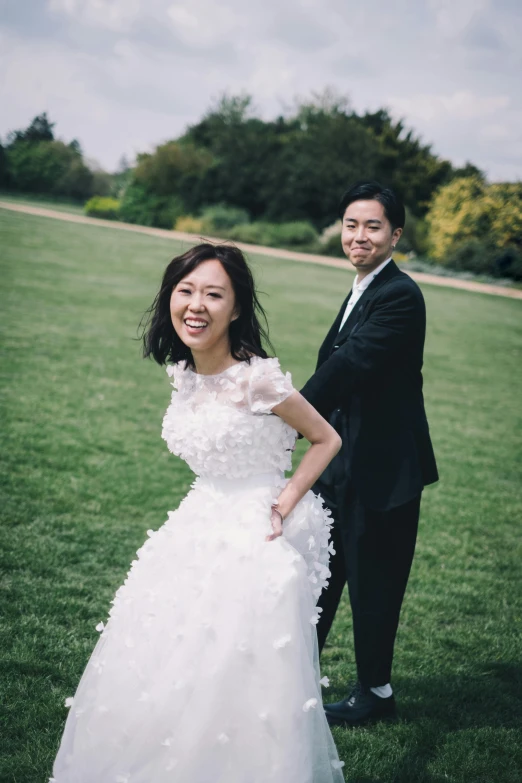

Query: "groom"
(301, 181), (438, 726)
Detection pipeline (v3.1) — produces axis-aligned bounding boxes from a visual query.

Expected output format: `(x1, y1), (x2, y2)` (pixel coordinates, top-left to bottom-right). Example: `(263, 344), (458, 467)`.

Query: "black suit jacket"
(301, 260), (438, 513)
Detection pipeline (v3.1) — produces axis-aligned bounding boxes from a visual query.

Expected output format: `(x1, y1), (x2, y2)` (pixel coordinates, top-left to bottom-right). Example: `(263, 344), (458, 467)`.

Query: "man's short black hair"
(338, 181), (406, 230)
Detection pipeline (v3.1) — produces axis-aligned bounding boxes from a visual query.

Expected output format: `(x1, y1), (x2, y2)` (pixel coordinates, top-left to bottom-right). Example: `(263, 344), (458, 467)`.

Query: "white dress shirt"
(338, 257), (393, 333)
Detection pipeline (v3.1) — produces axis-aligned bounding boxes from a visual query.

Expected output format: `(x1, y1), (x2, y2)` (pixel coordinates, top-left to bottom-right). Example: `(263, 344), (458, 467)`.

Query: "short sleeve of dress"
(248, 357), (295, 414)
(166, 362), (184, 390)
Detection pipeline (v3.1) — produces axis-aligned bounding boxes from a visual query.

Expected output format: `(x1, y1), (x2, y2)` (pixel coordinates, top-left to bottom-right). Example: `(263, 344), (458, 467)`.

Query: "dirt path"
(2, 200), (522, 301)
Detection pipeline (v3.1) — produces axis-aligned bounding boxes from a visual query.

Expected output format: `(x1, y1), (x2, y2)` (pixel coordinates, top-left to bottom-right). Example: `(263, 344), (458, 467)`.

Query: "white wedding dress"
(52, 356), (345, 783)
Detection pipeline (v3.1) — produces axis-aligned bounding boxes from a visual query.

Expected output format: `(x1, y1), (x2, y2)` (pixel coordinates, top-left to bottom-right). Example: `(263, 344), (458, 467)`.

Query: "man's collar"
(353, 256), (393, 291)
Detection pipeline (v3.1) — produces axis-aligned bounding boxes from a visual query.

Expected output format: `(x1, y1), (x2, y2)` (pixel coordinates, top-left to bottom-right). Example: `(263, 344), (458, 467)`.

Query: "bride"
(51, 242), (345, 782)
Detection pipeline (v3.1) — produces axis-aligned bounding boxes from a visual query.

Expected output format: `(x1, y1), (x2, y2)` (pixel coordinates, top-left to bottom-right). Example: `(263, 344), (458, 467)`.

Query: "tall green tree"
(6, 139), (93, 198)
(185, 94), (282, 218)
(7, 112), (55, 144)
(0, 143), (10, 188)
(261, 94), (381, 228)
(120, 140), (213, 228)
(3, 113), (112, 201)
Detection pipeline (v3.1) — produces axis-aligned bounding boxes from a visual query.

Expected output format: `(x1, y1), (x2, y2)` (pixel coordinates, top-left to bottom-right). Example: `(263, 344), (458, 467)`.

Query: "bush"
(425, 177), (522, 279)
(427, 177), (522, 263)
(90, 169), (113, 197)
(227, 222), (270, 245)
(228, 220), (318, 249)
(119, 184), (184, 229)
(174, 216), (206, 234)
(133, 141), (213, 199)
(273, 221), (318, 248)
(399, 208), (429, 255)
(320, 231), (343, 257)
(84, 196), (121, 220)
(318, 220), (342, 257)
(200, 204), (250, 232)
(444, 239), (496, 275)
(0, 143), (10, 188)
(495, 246), (522, 281)
(442, 240), (522, 280)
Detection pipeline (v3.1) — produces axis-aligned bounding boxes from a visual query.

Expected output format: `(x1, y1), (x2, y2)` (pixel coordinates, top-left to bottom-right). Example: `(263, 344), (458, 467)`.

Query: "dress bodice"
(161, 356), (297, 478)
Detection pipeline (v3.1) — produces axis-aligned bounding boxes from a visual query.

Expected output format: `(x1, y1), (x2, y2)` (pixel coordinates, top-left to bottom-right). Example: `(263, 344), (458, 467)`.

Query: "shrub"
(272, 221), (318, 248)
(399, 208), (429, 255)
(84, 196), (121, 220)
(318, 221), (343, 257)
(174, 216), (206, 234)
(90, 169), (113, 197)
(320, 233), (343, 257)
(200, 204), (250, 233)
(444, 239), (496, 275)
(426, 177), (522, 278)
(435, 240), (522, 280)
(495, 246), (522, 280)
(227, 222), (271, 245)
(0, 143), (10, 188)
(133, 141), (213, 198)
(427, 177), (522, 262)
(427, 177), (488, 262)
(228, 220), (318, 249)
(119, 184), (184, 229)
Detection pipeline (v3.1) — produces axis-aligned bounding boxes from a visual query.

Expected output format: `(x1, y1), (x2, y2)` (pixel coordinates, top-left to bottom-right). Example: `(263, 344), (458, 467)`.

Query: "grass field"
(0, 192), (85, 215)
(1, 207), (521, 783)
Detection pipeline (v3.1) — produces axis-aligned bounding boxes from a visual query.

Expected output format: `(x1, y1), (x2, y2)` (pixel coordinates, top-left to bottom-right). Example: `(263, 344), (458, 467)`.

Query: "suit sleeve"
(301, 282), (425, 420)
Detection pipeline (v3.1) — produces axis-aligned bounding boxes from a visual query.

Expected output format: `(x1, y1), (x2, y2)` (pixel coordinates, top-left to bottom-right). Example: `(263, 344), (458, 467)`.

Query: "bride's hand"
(266, 505), (284, 542)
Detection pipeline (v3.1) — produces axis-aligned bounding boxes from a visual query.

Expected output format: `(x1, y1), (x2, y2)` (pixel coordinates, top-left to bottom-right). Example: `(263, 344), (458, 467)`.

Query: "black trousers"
(315, 487), (421, 688)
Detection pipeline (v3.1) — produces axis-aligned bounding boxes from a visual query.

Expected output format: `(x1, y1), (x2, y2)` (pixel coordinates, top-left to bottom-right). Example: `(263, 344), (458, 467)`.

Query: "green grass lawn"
(1, 207), (521, 783)
(0, 192), (85, 215)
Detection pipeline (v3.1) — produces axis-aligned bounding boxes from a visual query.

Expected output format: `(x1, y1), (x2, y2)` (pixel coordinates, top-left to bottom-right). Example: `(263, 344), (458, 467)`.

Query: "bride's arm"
(266, 391), (341, 540)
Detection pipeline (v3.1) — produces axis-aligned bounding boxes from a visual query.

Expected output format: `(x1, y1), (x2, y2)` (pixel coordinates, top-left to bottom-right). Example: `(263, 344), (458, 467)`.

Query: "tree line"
(117, 93), (482, 231)
(1, 94), (521, 280)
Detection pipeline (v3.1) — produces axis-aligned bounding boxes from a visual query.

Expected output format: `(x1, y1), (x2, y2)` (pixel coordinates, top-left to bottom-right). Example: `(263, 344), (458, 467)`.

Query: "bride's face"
(170, 259), (239, 355)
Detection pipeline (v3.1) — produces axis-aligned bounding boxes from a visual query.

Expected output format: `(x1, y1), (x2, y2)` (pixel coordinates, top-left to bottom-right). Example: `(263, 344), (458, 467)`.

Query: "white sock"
(370, 684), (393, 699)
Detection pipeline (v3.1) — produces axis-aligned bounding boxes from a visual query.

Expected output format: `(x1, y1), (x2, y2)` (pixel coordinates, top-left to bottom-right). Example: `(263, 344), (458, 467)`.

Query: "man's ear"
(392, 227), (403, 245)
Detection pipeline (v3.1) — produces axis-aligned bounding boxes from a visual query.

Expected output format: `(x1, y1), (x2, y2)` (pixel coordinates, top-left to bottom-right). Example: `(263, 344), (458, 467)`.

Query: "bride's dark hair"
(141, 243), (273, 368)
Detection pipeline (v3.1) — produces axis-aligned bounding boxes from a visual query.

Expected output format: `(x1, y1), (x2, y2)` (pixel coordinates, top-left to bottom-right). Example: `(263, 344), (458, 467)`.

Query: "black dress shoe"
(324, 682), (397, 727)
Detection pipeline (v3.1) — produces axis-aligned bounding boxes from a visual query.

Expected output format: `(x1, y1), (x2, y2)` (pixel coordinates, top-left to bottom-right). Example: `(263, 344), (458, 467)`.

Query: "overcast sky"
(1, 0), (521, 180)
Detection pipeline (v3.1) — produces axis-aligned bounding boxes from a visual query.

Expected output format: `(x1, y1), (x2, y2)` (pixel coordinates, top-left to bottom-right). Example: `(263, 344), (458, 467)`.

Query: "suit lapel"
(331, 260), (403, 351)
(316, 291), (352, 368)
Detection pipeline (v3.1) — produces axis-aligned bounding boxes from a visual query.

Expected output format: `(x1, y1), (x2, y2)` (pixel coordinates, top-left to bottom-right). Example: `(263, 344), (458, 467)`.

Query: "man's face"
(341, 199), (402, 276)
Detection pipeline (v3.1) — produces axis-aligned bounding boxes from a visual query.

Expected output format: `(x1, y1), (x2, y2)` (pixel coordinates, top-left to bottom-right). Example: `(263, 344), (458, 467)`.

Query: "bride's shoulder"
(244, 355), (295, 413)
(244, 354), (284, 373)
(238, 355), (286, 383)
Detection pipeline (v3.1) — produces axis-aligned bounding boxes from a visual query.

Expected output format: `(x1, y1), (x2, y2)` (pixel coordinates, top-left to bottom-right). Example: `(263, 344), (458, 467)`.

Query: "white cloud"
(390, 90), (510, 124)
(428, 0), (491, 37)
(480, 124), (511, 141)
(48, 0), (143, 30)
(386, 89), (521, 180)
(167, 2), (241, 46)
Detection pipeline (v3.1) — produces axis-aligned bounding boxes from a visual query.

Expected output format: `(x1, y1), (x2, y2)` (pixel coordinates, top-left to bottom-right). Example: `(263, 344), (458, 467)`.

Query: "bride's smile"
(170, 258), (239, 371)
